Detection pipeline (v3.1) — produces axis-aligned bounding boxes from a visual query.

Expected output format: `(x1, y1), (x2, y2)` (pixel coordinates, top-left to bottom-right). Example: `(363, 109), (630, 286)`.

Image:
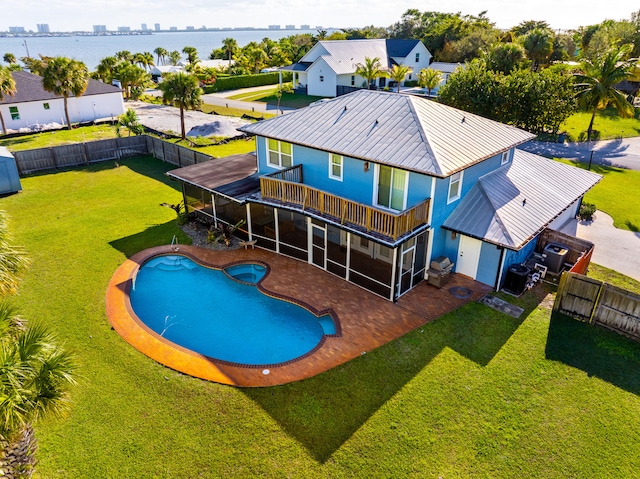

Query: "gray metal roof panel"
(239, 90), (535, 177)
(443, 150), (602, 249)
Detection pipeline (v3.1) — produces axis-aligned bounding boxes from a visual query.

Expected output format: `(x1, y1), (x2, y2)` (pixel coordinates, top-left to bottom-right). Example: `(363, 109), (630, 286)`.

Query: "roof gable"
(442, 150), (602, 249)
(385, 39), (421, 58)
(239, 90), (535, 177)
(0, 70), (122, 105)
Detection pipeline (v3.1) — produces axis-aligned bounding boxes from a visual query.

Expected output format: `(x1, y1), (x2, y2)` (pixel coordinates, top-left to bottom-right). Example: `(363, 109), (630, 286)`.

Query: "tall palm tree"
(574, 44), (637, 141)
(157, 72), (202, 140)
(154, 47), (168, 66)
(115, 50), (133, 63)
(389, 64), (412, 92)
(222, 38), (238, 69)
(182, 46), (198, 65)
(0, 302), (76, 478)
(92, 56), (118, 83)
(418, 68), (443, 97)
(0, 211), (28, 296)
(113, 62), (150, 100)
(2, 53), (16, 65)
(0, 68), (17, 135)
(168, 50), (181, 66)
(355, 57), (388, 89)
(42, 57), (89, 129)
(522, 28), (553, 71)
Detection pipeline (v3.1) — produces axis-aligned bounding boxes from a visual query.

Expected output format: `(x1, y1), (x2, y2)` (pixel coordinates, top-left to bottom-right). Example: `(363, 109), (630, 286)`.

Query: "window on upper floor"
(9, 106), (19, 120)
(501, 151), (509, 165)
(43, 102), (50, 110)
(267, 139), (292, 168)
(329, 153), (343, 181)
(320, 75), (324, 82)
(415, 53), (420, 62)
(351, 75), (355, 86)
(447, 171), (463, 204)
(376, 165), (407, 211)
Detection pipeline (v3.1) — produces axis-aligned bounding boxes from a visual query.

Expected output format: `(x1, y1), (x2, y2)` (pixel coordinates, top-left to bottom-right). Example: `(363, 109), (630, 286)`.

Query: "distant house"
(166, 90), (601, 300)
(149, 65), (185, 82)
(0, 71), (125, 132)
(281, 39), (432, 97)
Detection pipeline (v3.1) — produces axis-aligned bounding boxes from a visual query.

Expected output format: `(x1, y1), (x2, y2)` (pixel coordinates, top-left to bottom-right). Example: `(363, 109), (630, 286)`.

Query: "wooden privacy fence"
(554, 272), (640, 341)
(13, 135), (217, 175)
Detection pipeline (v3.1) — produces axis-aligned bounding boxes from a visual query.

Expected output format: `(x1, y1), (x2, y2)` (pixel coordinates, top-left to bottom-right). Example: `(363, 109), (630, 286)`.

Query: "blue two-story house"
(167, 90), (601, 301)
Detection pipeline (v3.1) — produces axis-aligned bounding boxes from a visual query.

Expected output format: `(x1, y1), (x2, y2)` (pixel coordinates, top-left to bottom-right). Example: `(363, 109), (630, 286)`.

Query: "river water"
(0, 29), (325, 70)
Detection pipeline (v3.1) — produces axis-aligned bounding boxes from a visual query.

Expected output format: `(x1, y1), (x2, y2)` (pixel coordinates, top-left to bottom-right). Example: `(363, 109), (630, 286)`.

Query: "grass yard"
(559, 106), (640, 141)
(2, 156), (640, 477)
(227, 88), (324, 109)
(0, 124), (119, 151)
(556, 159), (640, 232)
(588, 263), (640, 296)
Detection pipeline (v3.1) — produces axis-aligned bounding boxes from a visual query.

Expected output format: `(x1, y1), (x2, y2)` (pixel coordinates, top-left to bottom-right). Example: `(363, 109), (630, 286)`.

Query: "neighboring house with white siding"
(282, 39), (432, 97)
(0, 71), (125, 132)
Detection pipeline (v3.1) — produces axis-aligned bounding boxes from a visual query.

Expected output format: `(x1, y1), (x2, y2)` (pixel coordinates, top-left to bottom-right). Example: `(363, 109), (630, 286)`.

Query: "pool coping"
(106, 244), (491, 387)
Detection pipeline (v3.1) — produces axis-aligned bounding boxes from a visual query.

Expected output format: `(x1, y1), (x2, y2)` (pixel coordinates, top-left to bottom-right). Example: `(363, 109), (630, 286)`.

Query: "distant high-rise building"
(37, 24), (50, 33)
(9, 26), (26, 33)
(155, 23), (161, 31)
(169, 26), (177, 31)
(186, 26), (195, 31)
(301, 24), (310, 30)
(117, 26), (130, 32)
(93, 25), (107, 33)
(268, 25), (281, 30)
(285, 24), (295, 30)
(141, 23), (147, 31)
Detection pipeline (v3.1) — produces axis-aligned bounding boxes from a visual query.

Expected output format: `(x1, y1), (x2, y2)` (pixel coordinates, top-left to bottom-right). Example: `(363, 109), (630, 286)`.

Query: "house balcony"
(258, 165), (430, 241)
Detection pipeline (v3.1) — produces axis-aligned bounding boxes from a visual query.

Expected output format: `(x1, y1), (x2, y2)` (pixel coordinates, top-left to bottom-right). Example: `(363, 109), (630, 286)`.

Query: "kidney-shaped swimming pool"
(130, 255), (337, 366)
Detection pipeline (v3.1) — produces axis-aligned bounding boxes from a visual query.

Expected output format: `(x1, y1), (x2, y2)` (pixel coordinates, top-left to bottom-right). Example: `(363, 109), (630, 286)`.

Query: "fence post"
(553, 272), (570, 313)
(51, 147), (58, 170)
(83, 142), (89, 165)
(588, 282), (606, 325)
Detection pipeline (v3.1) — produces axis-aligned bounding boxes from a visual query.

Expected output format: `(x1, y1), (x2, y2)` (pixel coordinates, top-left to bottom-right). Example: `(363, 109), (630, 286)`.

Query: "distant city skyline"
(3, 0), (639, 33)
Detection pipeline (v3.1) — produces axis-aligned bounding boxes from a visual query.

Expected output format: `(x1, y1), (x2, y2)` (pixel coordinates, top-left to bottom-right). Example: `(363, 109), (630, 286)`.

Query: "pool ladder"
(171, 235), (180, 252)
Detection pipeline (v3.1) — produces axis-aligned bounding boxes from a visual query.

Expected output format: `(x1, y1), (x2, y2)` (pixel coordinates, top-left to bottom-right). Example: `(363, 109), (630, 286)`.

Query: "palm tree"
(418, 68), (443, 97)
(574, 44), (638, 141)
(92, 56), (118, 83)
(522, 28), (553, 71)
(0, 68), (17, 135)
(389, 64), (412, 92)
(113, 62), (151, 100)
(222, 38), (238, 69)
(116, 108), (144, 136)
(115, 50), (133, 63)
(0, 302), (76, 478)
(157, 72), (202, 140)
(168, 50), (181, 66)
(2, 53), (16, 65)
(42, 57), (89, 129)
(154, 47), (167, 66)
(182, 46), (198, 65)
(0, 211), (28, 296)
(355, 57), (388, 89)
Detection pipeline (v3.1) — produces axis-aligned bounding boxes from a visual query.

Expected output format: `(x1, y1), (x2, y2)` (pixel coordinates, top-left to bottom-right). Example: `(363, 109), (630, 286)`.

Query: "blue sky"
(3, 0), (638, 32)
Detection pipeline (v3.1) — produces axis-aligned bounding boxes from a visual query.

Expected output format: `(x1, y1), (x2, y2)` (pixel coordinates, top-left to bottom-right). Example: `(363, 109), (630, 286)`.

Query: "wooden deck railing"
(260, 173), (430, 240)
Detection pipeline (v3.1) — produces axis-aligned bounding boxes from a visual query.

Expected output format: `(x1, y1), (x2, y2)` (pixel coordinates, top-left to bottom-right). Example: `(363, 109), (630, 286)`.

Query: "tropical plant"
(168, 50), (181, 66)
(0, 302), (76, 479)
(92, 56), (118, 83)
(113, 62), (151, 100)
(355, 57), (388, 89)
(134, 52), (155, 71)
(115, 50), (133, 63)
(182, 46), (198, 65)
(521, 28), (553, 70)
(160, 201), (188, 224)
(574, 44), (638, 141)
(484, 42), (526, 74)
(157, 72), (202, 140)
(207, 220), (246, 247)
(222, 38), (238, 68)
(417, 67), (443, 96)
(2, 53), (16, 65)
(0, 67), (17, 135)
(42, 57), (89, 129)
(0, 211), (28, 296)
(153, 47), (168, 66)
(115, 108), (144, 137)
(389, 64), (412, 92)
(20, 56), (48, 75)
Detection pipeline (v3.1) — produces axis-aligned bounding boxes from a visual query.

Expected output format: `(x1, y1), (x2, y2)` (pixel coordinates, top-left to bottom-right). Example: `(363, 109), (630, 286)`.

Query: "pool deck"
(106, 245), (492, 387)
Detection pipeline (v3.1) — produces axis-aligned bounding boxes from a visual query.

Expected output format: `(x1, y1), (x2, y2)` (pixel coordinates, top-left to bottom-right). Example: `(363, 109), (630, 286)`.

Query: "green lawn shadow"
(244, 297), (534, 463)
(109, 220), (191, 258)
(545, 312), (640, 395)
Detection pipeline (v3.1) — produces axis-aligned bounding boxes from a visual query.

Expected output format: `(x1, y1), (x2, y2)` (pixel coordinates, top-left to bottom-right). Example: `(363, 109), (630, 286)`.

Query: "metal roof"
(442, 150), (602, 249)
(0, 71), (122, 105)
(239, 89), (536, 177)
(166, 154), (260, 202)
(301, 39), (392, 75)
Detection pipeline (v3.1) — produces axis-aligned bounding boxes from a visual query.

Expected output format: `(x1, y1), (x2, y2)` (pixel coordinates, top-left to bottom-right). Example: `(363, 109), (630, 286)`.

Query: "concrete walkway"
(560, 210), (640, 281)
(521, 137), (640, 171)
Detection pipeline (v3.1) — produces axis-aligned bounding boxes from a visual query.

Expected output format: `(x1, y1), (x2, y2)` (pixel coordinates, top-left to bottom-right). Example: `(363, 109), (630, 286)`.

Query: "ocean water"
(0, 29), (325, 70)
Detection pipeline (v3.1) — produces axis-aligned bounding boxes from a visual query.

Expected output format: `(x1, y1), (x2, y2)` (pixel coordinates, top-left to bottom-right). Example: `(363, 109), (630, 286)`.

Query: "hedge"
(203, 71), (293, 93)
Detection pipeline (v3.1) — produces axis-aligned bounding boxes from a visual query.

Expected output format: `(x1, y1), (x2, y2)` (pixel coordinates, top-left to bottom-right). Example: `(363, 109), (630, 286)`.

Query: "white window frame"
(329, 153), (343, 181)
(8, 106), (20, 120)
(373, 164), (409, 212)
(447, 170), (463, 204)
(267, 138), (293, 169)
(415, 53), (420, 62)
(501, 151), (509, 165)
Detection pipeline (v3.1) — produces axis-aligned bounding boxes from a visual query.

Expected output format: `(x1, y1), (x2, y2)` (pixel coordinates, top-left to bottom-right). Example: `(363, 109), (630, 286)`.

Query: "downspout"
(495, 247), (506, 292)
(424, 178), (437, 277)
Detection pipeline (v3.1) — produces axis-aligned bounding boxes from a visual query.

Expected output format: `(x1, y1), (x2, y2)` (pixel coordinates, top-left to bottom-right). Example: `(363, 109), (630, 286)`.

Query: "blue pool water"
(130, 255), (335, 366)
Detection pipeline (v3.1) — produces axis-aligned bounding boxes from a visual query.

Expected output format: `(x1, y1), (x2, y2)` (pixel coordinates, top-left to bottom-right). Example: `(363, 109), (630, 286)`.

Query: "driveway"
(521, 137), (640, 171)
(560, 211), (640, 281)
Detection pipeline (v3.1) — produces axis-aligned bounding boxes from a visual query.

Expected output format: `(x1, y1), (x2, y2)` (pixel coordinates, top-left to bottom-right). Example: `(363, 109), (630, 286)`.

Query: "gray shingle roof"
(442, 150), (602, 249)
(239, 89), (535, 177)
(0, 70), (122, 105)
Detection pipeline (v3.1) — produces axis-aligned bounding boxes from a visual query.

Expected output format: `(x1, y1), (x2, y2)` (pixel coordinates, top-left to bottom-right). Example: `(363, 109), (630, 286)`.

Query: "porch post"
(211, 192), (218, 228)
(390, 247), (399, 301)
(345, 232), (351, 281)
(246, 204), (253, 240)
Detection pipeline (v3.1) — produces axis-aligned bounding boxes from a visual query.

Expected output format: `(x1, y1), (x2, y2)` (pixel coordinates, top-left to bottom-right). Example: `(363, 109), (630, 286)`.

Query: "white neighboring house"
(282, 39), (432, 97)
(149, 65), (185, 82)
(428, 62), (463, 95)
(0, 71), (125, 133)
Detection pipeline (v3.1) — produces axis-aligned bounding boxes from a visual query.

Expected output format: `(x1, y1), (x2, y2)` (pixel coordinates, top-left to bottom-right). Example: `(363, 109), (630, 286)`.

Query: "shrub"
(579, 202), (596, 221)
(203, 71), (293, 93)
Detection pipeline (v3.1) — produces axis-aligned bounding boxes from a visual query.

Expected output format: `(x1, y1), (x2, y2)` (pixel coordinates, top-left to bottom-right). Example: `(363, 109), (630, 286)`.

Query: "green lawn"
(559, 106), (640, 141)
(2, 156), (640, 477)
(228, 88), (324, 109)
(0, 124), (119, 151)
(556, 159), (640, 232)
